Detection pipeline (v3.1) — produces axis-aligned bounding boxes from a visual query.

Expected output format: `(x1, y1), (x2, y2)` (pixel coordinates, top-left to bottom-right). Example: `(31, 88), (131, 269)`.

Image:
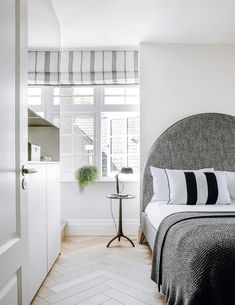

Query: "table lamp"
(115, 167), (133, 194)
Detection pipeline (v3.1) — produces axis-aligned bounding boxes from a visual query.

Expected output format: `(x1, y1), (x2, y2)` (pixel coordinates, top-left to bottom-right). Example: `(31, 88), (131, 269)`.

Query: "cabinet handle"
(22, 165), (38, 176)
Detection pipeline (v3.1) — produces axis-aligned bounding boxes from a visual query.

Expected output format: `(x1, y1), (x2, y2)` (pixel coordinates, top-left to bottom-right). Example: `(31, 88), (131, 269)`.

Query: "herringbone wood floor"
(31, 236), (166, 305)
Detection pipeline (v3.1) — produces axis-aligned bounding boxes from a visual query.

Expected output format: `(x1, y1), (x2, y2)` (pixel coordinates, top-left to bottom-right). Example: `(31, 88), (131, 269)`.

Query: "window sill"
(98, 177), (139, 183)
(61, 177), (139, 183)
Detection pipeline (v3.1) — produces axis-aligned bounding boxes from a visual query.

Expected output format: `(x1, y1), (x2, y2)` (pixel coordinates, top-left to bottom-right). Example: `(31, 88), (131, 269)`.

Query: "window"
(101, 112), (139, 177)
(53, 88), (60, 105)
(27, 87), (42, 105)
(60, 114), (95, 178)
(58, 87), (94, 105)
(60, 86), (139, 180)
(28, 85), (139, 180)
(104, 86), (139, 105)
(27, 87), (45, 117)
(27, 86), (60, 127)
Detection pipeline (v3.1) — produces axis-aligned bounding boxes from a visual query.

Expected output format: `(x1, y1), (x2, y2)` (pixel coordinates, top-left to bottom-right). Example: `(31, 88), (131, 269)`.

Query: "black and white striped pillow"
(166, 170), (231, 205)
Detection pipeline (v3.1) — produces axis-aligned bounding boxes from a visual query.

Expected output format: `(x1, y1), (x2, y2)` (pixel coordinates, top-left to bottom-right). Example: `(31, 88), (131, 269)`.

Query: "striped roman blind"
(28, 50), (139, 85)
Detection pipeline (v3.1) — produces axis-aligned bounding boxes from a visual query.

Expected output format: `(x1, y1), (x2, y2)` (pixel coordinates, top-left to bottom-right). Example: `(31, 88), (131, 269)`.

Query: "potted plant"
(75, 165), (98, 192)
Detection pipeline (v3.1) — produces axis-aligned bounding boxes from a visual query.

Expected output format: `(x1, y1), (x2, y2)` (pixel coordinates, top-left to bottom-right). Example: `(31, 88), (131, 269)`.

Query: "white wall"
(61, 181), (139, 236)
(140, 43), (235, 165)
(28, 0), (60, 49)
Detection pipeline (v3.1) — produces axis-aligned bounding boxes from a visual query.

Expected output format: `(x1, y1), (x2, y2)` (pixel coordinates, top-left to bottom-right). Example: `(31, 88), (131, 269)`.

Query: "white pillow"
(150, 167), (169, 202)
(166, 170), (231, 205)
(225, 171), (235, 200)
(150, 167), (214, 202)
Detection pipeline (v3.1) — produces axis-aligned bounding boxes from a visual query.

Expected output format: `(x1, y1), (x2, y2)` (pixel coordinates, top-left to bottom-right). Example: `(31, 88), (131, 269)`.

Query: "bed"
(140, 113), (235, 305)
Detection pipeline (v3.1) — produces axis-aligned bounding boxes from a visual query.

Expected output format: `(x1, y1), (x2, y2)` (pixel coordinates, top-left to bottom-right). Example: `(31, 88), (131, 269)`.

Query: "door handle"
(22, 165), (38, 176)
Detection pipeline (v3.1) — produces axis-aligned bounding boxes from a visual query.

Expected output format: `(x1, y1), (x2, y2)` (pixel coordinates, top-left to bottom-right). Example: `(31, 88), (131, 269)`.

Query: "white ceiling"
(30, 0), (235, 49)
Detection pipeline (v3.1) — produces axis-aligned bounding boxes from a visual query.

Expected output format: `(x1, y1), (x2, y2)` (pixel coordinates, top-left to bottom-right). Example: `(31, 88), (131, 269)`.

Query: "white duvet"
(145, 201), (235, 230)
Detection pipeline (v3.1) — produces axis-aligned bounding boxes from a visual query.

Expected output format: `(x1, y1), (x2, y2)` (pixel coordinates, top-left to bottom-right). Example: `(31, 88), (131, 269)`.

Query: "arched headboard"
(141, 113), (235, 211)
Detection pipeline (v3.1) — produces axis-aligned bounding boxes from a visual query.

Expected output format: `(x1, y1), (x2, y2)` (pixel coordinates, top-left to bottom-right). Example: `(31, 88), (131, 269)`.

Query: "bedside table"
(106, 194), (135, 248)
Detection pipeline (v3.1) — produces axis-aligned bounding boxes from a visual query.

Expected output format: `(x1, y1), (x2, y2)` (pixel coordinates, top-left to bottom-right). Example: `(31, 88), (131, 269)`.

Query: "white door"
(0, 0), (28, 304)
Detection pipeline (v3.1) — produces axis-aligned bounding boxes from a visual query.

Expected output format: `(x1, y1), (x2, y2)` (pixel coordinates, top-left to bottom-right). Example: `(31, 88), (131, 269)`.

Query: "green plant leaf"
(75, 165), (98, 192)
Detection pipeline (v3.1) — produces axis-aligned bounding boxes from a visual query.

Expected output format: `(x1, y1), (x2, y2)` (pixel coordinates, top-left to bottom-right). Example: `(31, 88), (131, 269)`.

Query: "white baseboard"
(65, 219), (139, 236)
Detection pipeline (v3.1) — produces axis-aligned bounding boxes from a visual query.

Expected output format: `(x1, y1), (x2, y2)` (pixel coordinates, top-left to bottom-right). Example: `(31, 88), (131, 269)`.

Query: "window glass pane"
(74, 116), (94, 140)
(111, 155), (126, 172)
(74, 87), (94, 95)
(104, 86), (139, 105)
(60, 88), (73, 96)
(74, 135), (94, 155)
(101, 115), (109, 177)
(53, 88), (60, 95)
(53, 96), (60, 105)
(28, 87), (42, 96)
(126, 87), (139, 95)
(73, 115), (94, 170)
(51, 114), (60, 128)
(73, 155), (94, 170)
(27, 87), (42, 106)
(127, 155), (139, 173)
(111, 118), (126, 135)
(128, 137), (139, 154)
(60, 97), (73, 105)
(126, 96), (139, 104)
(104, 87), (125, 95)
(61, 135), (72, 154)
(127, 117), (139, 135)
(73, 96), (93, 105)
(60, 96), (94, 105)
(58, 87), (94, 105)
(60, 116), (73, 134)
(27, 96), (41, 105)
(111, 137), (126, 154)
(105, 96), (125, 105)
(60, 113), (95, 179)
(101, 112), (139, 177)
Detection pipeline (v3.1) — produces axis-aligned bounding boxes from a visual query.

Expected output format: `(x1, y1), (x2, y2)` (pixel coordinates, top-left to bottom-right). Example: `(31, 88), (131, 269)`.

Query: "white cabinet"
(47, 164), (61, 270)
(28, 162), (60, 301)
(28, 164), (47, 301)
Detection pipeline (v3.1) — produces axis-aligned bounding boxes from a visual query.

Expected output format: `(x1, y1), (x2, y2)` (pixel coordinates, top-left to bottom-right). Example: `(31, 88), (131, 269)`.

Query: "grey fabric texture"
(141, 113), (235, 212)
(151, 211), (235, 305)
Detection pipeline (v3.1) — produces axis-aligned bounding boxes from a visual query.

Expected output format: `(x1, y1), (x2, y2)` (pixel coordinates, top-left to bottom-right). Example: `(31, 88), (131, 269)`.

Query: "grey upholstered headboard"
(141, 113), (235, 211)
